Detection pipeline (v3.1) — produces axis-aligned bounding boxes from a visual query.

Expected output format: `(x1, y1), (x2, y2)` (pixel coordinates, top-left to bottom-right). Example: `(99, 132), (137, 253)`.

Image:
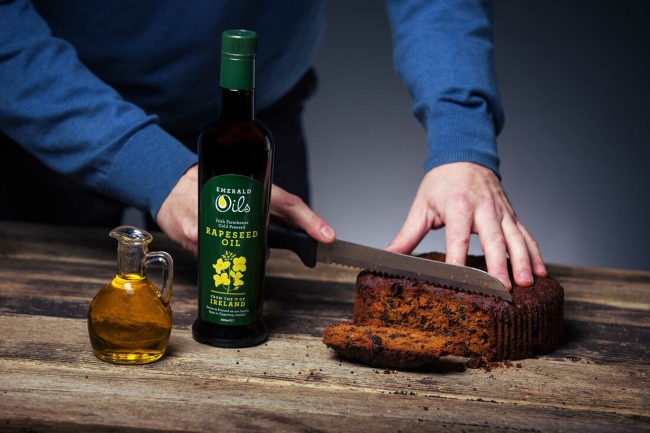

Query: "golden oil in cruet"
(88, 226), (173, 364)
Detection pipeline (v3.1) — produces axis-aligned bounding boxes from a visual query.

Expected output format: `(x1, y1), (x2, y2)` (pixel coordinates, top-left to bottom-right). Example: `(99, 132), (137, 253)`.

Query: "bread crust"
(322, 253), (564, 369)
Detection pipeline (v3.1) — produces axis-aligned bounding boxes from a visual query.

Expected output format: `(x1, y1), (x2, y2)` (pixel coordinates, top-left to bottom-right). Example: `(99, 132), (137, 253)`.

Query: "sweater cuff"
(102, 124), (198, 219)
(421, 101), (501, 179)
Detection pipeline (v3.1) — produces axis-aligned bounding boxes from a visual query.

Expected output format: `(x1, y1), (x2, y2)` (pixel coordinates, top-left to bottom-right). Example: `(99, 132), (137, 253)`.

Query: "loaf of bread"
(323, 253), (564, 370)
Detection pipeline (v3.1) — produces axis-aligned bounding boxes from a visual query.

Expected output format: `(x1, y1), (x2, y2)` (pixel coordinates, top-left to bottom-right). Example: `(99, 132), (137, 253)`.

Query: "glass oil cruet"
(88, 226), (173, 365)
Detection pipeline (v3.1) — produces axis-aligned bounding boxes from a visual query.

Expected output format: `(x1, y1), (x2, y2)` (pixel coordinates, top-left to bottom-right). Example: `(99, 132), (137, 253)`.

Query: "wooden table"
(0, 221), (648, 432)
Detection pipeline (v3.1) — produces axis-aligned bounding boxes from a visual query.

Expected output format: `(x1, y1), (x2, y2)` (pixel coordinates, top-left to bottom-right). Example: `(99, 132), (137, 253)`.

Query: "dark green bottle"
(192, 29), (273, 348)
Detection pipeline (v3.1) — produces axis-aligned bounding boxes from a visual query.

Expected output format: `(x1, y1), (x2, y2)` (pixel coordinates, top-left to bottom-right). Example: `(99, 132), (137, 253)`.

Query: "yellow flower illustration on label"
(214, 272), (230, 287)
(230, 271), (244, 287)
(232, 256), (246, 272)
(212, 257), (230, 273)
(212, 251), (246, 294)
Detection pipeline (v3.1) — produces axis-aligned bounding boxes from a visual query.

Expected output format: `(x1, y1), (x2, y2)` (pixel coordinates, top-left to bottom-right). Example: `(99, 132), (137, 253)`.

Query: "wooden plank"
(547, 263), (650, 284)
(1, 315), (648, 433)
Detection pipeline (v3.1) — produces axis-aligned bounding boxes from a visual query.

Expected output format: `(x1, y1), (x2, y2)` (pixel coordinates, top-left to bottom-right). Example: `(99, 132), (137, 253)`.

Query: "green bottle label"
(199, 175), (265, 326)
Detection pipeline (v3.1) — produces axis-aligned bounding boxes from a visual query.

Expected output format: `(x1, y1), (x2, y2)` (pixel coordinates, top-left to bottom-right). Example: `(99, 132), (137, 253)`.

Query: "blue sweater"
(0, 0), (503, 220)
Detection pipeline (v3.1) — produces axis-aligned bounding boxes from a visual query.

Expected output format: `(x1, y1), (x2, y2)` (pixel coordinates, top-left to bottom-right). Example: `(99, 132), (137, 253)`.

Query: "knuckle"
(449, 194), (472, 215)
(478, 195), (499, 217)
(527, 236), (540, 250)
(508, 230), (526, 245)
(483, 232), (506, 249)
(281, 192), (305, 209)
(513, 256), (532, 270)
(285, 194), (304, 207)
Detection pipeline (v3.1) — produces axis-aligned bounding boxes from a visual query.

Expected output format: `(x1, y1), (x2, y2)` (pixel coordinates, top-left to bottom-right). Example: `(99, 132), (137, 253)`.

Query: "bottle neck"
(218, 88), (255, 120)
(116, 242), (147, 279)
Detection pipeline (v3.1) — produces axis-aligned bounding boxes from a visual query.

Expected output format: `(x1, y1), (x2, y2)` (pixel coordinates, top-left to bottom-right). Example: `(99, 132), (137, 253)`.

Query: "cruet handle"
(146, 251), (173, 305)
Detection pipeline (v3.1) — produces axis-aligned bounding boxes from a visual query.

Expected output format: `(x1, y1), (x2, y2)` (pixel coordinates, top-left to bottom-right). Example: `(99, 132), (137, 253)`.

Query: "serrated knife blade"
(268, 222), (512, 302)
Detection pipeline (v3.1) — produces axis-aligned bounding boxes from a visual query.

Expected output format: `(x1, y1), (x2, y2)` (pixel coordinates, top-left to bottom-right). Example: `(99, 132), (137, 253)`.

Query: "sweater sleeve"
(0, 0), (198, 219)
(384, 0), (504, 177)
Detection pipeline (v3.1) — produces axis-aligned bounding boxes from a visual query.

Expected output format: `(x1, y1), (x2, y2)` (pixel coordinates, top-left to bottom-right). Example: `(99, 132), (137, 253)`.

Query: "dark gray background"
(303, 1), (650, 271)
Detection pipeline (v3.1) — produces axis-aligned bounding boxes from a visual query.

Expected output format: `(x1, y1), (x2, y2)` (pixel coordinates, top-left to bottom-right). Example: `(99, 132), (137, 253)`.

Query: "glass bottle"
(88, 226), (173, 364)
(192, 29), (273, 348)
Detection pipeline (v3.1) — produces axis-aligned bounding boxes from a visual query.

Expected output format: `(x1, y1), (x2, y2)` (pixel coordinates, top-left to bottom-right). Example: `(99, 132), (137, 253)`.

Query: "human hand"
(270, 185), (336, 244)
(156, 164), (200, 256)
(156, 166), (335, 256)
(385, 162), (547, 290)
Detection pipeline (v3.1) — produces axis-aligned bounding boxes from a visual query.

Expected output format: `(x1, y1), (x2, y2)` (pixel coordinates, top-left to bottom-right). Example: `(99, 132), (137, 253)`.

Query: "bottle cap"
(220, 29), (257, 90)
(221, 29), (258, 58)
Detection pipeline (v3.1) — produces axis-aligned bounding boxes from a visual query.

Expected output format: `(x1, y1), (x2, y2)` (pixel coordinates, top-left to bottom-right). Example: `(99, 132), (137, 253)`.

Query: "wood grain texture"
(0, 221), (648, 433)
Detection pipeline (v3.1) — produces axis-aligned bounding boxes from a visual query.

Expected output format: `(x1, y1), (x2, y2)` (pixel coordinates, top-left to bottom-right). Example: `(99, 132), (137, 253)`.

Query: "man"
(0, 0), (546, 290)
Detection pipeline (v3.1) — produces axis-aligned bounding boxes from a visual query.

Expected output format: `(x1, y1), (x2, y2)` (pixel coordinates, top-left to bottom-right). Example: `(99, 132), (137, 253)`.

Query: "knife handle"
(267, 221), (318, 268)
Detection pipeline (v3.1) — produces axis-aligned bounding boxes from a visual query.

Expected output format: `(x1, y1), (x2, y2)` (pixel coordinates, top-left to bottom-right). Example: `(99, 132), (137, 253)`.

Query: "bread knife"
(267, 222), (512, 302)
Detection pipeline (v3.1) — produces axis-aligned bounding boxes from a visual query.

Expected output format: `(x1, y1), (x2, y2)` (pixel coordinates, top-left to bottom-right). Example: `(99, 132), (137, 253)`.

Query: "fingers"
(518, 223), (547, 278)
(385, 201), (431, 255)
(500, 218), (533, 287)
(392, 162), (546, 291)
(442, 195), (473, 268)
(476, 203), (546, 289)
(270, 185), (335, 243)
